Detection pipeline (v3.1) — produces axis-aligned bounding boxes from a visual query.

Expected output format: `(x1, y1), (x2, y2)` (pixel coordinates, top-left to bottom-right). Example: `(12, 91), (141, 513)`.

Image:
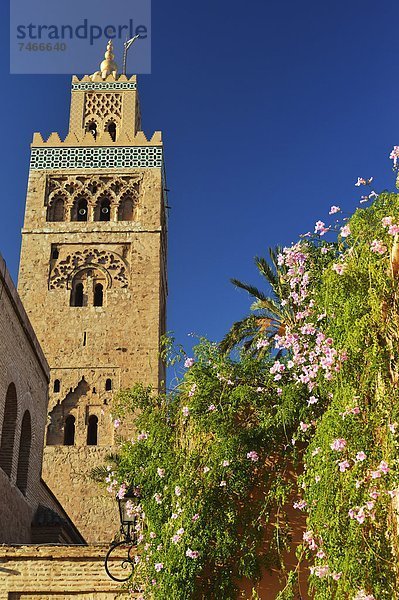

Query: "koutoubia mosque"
(0, 41), (167, 598)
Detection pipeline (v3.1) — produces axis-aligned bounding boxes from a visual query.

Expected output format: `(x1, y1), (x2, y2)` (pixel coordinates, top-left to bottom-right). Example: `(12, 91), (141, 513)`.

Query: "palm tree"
(220, 247), (294, 355)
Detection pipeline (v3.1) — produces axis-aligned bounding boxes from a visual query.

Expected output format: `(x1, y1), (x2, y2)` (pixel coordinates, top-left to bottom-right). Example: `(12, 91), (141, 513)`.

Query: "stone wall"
(0, 253), (50, 544)
(0, 545), (135, 599)
(18, 166), (167, 541)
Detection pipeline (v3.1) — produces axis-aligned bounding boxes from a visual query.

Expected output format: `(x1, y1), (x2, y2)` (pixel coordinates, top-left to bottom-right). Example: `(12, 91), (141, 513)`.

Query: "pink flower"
(340, 225), (351, 238)
(332, 263), (346, 275)
(188, 383), (197, 397)
(355, 451), (367, 462)
(300, 421), (310, 432)
(117, 483), (127, 499)
(182, 406), (190, 417)
(184, 357), (195, 368)
(149, 531), (156, 539)
(371, 470), (381, 479)
(378, 460), (389, 474)
(382, 216), (393, 227)
(172, 534), (182, 544)
(310, 565), (330, 578)
(388, 224), (399, 235)
(293, 499), (307, 510)
(329, 205), (341, 214)
(370, 239), (387, 255)
(389, 423), (397, 433)
(192, 513), (200, 521)
(175, 486), (181, 496)
(369, 489), (380, 500)
(137, 431), (149, 441)
(157, 467), (165, 478)
(389, 146), (399, 166)
(332, 572), (342, 581)
(222, 460), (230, 467)
(113, 418), (120, 429)
(220, 480), (227, 487)
(355, 177), (373, 186)
(314, 220), (327, 234)
(330, 438), (347, 451)
(308, 396), (318, 405)
(247, 450), (259, 462)
(154, 493), (162, 504)
(338, 460), (350, 472)
(207, 404), (216, 411)
(186, 548), (200, 559)
(154, 563), (163, 572)
(312, 447), (321, 457)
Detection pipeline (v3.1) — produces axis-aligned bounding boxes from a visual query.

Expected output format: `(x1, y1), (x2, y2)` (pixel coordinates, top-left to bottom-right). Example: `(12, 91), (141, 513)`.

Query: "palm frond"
(230, 278), (269, 301)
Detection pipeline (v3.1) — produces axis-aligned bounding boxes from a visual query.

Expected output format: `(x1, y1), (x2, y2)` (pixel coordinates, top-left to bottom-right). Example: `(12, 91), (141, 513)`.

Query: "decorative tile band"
(72, 82), (137, 91)
(30, 146), (163, 170)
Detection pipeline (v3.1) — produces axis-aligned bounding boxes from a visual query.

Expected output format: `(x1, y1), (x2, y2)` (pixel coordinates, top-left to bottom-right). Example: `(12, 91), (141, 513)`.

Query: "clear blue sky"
(1, 1), (398, 354)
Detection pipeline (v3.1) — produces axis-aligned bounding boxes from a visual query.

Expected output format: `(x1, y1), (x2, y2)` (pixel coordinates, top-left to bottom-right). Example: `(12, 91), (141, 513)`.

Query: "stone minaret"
(18, 41), (168, 543)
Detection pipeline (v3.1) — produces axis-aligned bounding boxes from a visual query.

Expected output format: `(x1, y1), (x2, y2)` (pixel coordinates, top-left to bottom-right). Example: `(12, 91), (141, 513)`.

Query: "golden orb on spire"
(91, 40), (118, 81)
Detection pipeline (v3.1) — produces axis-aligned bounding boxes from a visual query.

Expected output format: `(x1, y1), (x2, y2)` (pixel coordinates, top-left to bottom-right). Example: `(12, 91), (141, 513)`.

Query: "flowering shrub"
(104, 155), (399, 598)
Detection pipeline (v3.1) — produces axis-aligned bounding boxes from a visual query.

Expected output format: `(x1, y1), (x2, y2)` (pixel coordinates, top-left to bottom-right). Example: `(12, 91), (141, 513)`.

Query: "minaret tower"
(18, 42), (167, 543)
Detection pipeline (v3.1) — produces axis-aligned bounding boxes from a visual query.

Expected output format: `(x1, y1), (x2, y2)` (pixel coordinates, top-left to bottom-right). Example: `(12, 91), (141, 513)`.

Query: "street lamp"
(104, 489), (141, 582)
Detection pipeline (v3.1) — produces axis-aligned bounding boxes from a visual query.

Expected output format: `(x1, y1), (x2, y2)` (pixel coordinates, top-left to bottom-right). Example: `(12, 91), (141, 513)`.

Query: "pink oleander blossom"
(113, 418), (120, 428)
(157, 467), (165, 478)
(388, 224), (399, 235)
(378, 460), (389, 474)
(332, 263), (346, 275)
(370, 239), (387, 255)
(340, 225), (351, 237)
(338, 460), (350, 472)
(247, 450), (259, 462)
(355, 451), (367, 462)
(154, 563), (163, 572)
(186, 548), (200, 559)
(184, 357), (195, 368)
(300, 421), (310, 432)
(389, 146), (399, 166)
(182, 406), (190, 417)
(330, 438), (347, 451)
(329, 205), (341, 214)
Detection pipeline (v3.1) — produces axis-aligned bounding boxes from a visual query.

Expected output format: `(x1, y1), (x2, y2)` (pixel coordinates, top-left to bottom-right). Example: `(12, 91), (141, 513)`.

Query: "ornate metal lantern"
(104, 489), (140, 582)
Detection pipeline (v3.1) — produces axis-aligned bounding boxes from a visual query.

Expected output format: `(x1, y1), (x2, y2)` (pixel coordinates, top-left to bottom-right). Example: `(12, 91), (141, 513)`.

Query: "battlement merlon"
(31, 130), (163, 148)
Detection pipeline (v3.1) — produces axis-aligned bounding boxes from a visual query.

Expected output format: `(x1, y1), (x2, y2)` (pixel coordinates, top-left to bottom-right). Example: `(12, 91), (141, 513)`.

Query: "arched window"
(105, 378), (112, 391)
(47, 196), (65, 222)
(87, 415), (98, 446)
(0, 383), (18, 477)
(53, 379), (60, 393)
(16, 411), (31, 495)
(97, 198), (111, 222)
(106, 121), (116, 142)
(72, 197), (88, 222)
(71, 282), (84, 307)
(93, 283), (103, 307)
(64, 415), (75, 446)
(86, 120), (97, 139)
(118, 195), (134, 221)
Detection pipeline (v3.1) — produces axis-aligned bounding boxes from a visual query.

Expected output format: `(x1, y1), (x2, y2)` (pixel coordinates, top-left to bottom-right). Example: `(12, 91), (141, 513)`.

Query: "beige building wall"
(17, 68), (167, 544)
(0, 253), (50, 543)
(0, 545), (135, 600)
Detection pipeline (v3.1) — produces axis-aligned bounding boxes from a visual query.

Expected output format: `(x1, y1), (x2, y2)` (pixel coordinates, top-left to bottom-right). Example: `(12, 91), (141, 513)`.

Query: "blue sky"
(1, 0), (399, 355)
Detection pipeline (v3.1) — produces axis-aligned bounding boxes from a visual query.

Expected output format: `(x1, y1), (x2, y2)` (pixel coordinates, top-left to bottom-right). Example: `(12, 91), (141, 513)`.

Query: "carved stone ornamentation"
(49, 247), (129, 290)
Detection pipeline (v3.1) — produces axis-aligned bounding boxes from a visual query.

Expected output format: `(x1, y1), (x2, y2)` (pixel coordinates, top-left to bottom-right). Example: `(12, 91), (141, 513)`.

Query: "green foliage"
(105, 191), (399, 599)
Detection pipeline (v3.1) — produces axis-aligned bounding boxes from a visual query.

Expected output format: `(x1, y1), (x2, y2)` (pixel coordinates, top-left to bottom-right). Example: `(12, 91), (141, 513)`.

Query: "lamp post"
(104, 489), (140, 582)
